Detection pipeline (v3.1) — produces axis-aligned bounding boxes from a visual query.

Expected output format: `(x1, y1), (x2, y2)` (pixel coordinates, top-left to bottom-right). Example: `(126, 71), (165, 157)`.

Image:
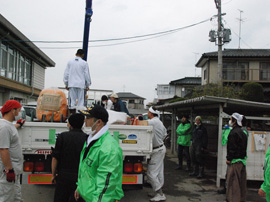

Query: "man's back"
(148, 117), (167, 147)
(227, 126), (247, 161)
(52, 129), (87, 174)
(64, 57), (91, 89)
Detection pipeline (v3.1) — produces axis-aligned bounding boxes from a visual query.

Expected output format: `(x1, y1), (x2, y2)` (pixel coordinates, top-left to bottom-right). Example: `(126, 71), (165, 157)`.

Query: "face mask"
(83, 127), (92, 134)
(84, 120), (98, 136)
(102, 101), (106, 105)
(228, 120), (233, 127)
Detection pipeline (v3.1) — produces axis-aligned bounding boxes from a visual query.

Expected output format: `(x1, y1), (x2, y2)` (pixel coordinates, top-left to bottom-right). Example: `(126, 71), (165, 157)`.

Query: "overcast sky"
(1, 0), (270, 104)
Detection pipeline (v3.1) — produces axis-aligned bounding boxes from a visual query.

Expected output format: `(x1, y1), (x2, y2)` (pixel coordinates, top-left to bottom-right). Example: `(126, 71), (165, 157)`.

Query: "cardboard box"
(137, 120), (148, 126)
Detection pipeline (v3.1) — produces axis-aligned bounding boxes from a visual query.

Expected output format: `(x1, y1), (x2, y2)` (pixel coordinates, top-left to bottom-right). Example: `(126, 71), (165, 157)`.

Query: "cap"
(232, 112), (242, 126)
(79, 104), (109, 123)
(68, 113), (85, 129)
(110, 93), (119, 98)
(1, 100), (22, 115)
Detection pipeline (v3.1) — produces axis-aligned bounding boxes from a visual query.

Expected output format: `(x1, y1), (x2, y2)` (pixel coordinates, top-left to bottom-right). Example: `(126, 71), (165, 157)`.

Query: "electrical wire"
(40, 29), (180, 49)
(2, 17), (211, 46)
(40, 17), (212, 49)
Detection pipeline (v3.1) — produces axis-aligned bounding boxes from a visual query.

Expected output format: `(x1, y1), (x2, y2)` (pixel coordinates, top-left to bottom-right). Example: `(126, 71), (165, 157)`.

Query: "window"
(0, 44), (8, 77)
(260, 62), (270, 80)
(129, 99), (135, 104)
(0, 42), (32, 86)
(8, 48), (16, 80)
(223, 62), (249, 80)
(25, 59), (31, 85)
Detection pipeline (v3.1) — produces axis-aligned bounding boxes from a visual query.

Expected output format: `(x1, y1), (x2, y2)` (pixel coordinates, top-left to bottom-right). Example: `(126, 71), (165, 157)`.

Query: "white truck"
(19, 122), (153, 187)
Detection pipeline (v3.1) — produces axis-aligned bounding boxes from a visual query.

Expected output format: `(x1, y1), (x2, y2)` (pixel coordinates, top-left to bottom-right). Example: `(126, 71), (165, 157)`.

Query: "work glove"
(16, 119), (25, 128)
(5, 168), (15, 182)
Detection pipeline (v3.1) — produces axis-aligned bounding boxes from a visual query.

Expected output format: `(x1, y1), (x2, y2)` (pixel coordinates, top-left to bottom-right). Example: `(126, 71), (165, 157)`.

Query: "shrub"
(241, 82), (264, 102)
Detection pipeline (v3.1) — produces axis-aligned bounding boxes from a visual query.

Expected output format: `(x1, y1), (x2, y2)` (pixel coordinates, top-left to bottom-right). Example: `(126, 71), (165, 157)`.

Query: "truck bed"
(20, 122), (153, 160)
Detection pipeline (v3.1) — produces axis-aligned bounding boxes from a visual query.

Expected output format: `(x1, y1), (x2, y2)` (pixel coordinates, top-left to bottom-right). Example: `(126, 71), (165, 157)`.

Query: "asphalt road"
(21, 151), (267, 202)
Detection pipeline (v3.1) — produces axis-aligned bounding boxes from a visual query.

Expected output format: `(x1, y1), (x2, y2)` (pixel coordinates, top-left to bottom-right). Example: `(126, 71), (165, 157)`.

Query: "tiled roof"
(196, 49), (270, 67)
(116, 92), (145, 100)
(202, 49), (270, 57)
(170, 77), (201, 85)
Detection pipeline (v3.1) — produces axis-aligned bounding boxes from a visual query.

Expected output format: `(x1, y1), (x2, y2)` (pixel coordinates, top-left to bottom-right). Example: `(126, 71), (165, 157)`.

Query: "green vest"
(222, 128), (231, 146)
(176, 122), (192, 146)
(77, 130), (124, 202)
(261, 145), (270, 202)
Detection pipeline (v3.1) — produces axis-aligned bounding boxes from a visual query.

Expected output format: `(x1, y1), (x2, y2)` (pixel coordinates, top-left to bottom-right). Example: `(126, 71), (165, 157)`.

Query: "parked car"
(23, 105), (37, 121)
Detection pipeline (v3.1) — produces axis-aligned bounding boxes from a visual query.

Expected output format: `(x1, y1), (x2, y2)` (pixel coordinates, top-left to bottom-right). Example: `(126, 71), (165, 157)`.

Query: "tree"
(190, 83), (241, 99)
(241, 82), (264, 102)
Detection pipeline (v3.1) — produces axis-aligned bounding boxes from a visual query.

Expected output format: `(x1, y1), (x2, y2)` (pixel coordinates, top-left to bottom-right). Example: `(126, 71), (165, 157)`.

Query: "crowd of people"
(0, 99), (270, 201)
(0, 48), (269, 201)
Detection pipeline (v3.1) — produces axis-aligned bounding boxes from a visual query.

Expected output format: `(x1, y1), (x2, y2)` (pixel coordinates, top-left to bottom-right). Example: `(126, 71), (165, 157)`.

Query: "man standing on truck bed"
(75, 104), (124, 202)
(0, 100), (24, 202)
(51, 113), (87, 202)
(147, 107), (167, 202)
(63, 49), (91, 114)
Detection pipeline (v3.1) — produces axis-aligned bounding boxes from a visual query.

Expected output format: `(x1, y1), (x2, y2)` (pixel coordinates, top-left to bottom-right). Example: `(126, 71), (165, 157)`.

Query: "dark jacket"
(113, 99), (130, 116)
(52, 129), (87, 175)
(192, 124), (208, 149)
(226, 125), (247, 162)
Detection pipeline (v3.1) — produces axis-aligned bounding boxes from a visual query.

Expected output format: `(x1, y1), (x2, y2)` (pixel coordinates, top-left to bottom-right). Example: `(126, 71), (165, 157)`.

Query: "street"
(22, 151), (267, 202)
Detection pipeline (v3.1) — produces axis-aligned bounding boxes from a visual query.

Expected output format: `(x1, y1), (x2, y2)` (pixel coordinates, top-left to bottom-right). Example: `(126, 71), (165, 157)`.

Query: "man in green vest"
(175, 114), (192, 171)
(258, 144), (270, 202)
(75, 104), (124, 202)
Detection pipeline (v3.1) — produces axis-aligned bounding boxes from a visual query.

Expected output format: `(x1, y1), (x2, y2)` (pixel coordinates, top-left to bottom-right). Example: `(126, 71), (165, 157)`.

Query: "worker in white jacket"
(147, 107), (167, 202)
(63, 49), (91, 114)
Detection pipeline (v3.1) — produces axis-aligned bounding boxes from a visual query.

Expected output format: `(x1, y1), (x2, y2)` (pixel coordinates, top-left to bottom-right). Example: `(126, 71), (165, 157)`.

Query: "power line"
(40, 29), (180, 49)
(2, 17), (211, 46)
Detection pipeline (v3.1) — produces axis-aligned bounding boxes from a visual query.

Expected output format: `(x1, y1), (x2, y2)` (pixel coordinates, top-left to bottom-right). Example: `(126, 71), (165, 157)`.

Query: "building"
(156, 77), (201, 103)
(116, 92), (145, 110)
(169, 77), (202, 98)
(0, 14), (55, 105)
(196, 49), (270, 87)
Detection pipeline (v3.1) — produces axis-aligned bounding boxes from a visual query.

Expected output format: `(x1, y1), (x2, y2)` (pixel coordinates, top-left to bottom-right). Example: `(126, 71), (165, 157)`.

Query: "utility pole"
(216, 0), (223, 87)
(210, 1), (231, 93)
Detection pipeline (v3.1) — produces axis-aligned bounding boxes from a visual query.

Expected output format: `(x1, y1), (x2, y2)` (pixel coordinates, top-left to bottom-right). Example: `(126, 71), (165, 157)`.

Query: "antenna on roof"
(237, 9), (246, 49)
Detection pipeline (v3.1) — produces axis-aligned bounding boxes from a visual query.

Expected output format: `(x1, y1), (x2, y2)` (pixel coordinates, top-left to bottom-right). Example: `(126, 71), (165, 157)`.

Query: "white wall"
(32, 62), (45, 90)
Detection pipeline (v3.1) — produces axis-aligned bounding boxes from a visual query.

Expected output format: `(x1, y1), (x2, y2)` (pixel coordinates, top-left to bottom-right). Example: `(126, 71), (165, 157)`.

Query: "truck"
(19, 121), (153, 188)
(19, 0), (153, 188)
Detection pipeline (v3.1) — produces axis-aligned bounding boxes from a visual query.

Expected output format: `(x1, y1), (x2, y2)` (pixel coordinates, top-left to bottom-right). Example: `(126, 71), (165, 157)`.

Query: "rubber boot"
(175, 161), (183, 170)
(197, 166), (204, 179)
(189, 165), (199, 176)
(185, 162), (191, 171)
